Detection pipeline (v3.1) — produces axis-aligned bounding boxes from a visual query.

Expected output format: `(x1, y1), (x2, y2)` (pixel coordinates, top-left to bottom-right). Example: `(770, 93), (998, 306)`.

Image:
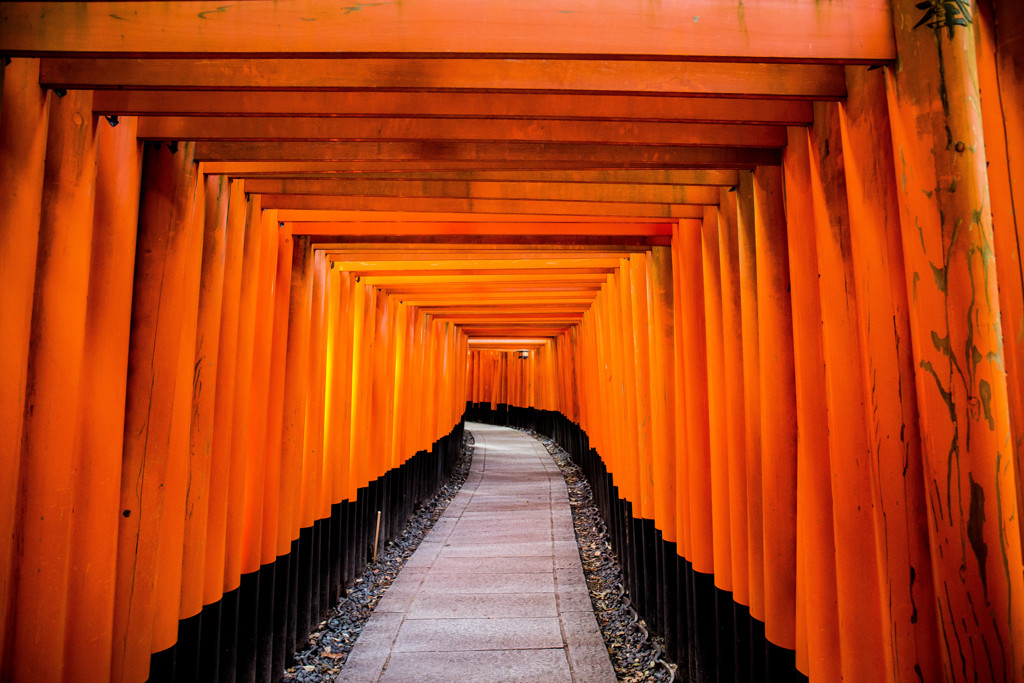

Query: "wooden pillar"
(782, 127), (841, 681)
(10, 88), (97, 681)
(0, 62), (49, 662)
(178, 173), (231, 627)
(675, 222), (713, 576)
(701, 207), (732, 589)
(649, 246), (677, 545)
(64, 115), (143, 683)
(112, 141), (199, 682)
(150, 156), (205, 656)
(840, 65), (941, 681)
(887, 2), (1024, 677)
(239, 212), (280, 576)
(752, 165), (798, 654)
(976, 0), (1024, 564)
(203, 178), (247, 607)
(629, 254), (655, 520)
(261, 219), (294, 566)
(807, 103), (888, 680)
(671, 221), (694, 563)
(717, 189), (750, 610)
(222, 193), (263, 594)
(737, 172), (765, 624)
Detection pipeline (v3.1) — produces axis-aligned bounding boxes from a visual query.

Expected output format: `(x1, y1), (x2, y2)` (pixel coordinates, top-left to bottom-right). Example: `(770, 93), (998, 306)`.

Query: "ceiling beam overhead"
(193, 141), (781, 166)
(136, 117), (787, 148)
(303, 221), (674, 237)
(2, 1), (894, 62)
(92, 91), (814, 125)
(288, 211), (671, 223)
(244, 178), (722, 205)
(208, 169), (741, 186)
(259, 194), (704, 218)
(40, 58), (847, 99)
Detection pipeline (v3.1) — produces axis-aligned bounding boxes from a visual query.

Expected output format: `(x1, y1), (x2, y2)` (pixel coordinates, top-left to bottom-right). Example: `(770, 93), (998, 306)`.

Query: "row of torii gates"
(1, 1), (1023, 681)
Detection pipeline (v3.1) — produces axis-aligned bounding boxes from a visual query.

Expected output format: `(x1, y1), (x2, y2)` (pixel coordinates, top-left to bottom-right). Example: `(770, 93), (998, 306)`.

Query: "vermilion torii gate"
(1, 1), (1022, 681)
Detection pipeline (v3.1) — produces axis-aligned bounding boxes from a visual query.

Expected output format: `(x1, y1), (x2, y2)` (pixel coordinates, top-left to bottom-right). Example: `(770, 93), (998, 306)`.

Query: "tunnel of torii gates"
(1, 1), (1023, 682)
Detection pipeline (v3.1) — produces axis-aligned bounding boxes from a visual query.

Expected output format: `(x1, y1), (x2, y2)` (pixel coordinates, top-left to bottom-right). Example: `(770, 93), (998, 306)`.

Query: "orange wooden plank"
(194, 141), (781, 167)
(41, 58), (847, 99)
(137, 116), (787, 148)
(261, 194), (704, 218)
(209, 168), (741, 186)
(2, 1), (894, 61)
(94, 90), (814, 125)
(286, 210), (666, 223)
(245, 178), (722, 204)
(205, 160), (726, 172)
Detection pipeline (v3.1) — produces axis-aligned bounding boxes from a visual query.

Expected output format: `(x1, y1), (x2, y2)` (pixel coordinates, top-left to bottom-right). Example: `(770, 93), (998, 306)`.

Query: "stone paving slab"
(427, 555), (554, 573)
(379, 649), (573, 682)
(417, 571), (555, 594)
(336, 422), (615, 682)
(407, 592), (558, 619)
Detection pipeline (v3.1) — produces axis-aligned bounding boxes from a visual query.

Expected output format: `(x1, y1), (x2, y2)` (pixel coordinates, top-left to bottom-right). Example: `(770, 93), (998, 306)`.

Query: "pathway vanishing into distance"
(338, 422), (615, 682)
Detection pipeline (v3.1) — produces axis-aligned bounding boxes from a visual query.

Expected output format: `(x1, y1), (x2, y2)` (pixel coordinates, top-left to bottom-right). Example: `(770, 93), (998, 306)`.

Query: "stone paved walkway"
(337, 422), (616, 682)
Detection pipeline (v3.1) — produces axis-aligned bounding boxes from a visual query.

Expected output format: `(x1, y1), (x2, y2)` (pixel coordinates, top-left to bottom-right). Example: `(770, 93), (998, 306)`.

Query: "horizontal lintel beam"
(40, 59), (847, 99)
(93, 91), (814, 125)
(3, 1), (893, 62)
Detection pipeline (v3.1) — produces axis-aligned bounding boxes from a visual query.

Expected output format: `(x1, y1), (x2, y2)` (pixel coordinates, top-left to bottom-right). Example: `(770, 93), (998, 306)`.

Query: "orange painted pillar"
(615, 263), (642, 512)
(223, 193), (263, 594)
(701, 207), (732, 591)
(671, 221), (694, 564)
(628, 255), (655, 520)
(806, 104), (887, 680)
(648, 246), (677, 545)
(737, 173), (765, 623)
(717, 189), (750, 610)
(9, 88), (97, 681)
(752, 165), (798, 655)
(178, 173), (231, 629)
(976, 0), (1024, 560)
(150, 160), (205, 657)
(325, 268), (354, 503)
(203, 178), (248, 606)
(239, 212), (280, 575)
(277, 235), (312, 558)
(0, 61), (48, 660)
(261, 221), (294, 568)
(888, 2), (1024, 677)
(675, 221), (713, 576)
(64, 115), (143, 683)
(782, 127), (841, 682)
(300, 251), (328, 527)
(840, 65), (941, 681)
(112, 141), (199, 682)
(347, 278), (370, 491)
(63, 114), (141, 679)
